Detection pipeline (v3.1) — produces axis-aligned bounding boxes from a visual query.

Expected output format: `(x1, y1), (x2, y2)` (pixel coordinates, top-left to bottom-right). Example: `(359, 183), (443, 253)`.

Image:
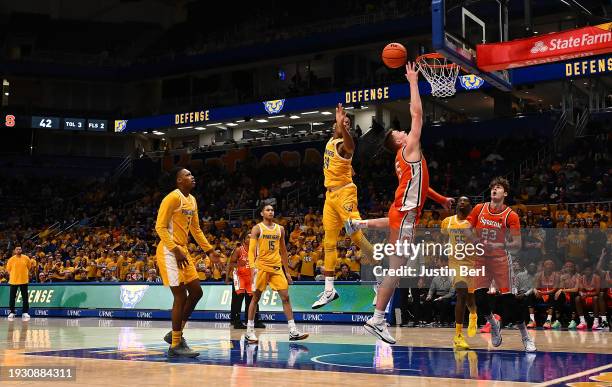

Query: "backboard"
(432, 0), (513, 91)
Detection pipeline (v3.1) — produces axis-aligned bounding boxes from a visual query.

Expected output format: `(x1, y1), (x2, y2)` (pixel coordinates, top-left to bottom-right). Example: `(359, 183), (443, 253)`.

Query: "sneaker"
(21, 313), (30, 322)
(167, 342), (199, 358)
(543, 321), (552, 329)
(254, 321), (266, 329)
(600, 320), (609, 330)
(364, 317), (396, 344)
(7, 313), (15, 321)
(568, 320), (577, 330)
(163, 331), (186, 347)
(311, 289), (339, 309)
(576, 322), (587, 330)
(527, 320), (536, 329)
(467, 314), (478, 337)
(591, 322), (601, 331)
(245, 331), (258, 344)
(289, 330), (309, 341)
(489, 316), (502, 347)
(480, 322), (491, 333)
(522, 335), (537, 352)
(233, 322), (247, 329)
(343, 218), (360, 236)
(453, 333), (470, 350)
(551, 321), (562, 330)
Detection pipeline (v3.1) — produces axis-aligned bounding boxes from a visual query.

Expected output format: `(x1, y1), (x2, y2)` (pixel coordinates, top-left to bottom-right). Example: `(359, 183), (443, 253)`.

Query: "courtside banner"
(477, 23), (612, 72)
(0, 284), (374, 314)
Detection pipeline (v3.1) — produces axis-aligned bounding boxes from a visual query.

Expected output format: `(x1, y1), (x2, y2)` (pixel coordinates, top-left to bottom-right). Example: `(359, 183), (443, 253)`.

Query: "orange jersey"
(393, 146), (429, 212)
(467, 202), (520, 258)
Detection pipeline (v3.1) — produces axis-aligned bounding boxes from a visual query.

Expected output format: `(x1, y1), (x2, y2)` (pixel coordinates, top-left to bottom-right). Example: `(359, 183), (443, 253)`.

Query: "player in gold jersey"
(312, 103), (374, 309)
(245, 204), (308, 343)
(441, 196), (478, 350)
(155, 167), (218, 358)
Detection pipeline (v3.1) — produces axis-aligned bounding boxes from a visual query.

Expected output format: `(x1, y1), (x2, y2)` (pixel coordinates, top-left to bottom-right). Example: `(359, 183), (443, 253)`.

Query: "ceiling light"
(321, 111), (332, 115)
(312, 122), (324, 126)
(268, 115), (285, 119)
(236, 120), (245, 123)
(206, 122), (222, 126)
(361, 106), (369, 109)
(301, 111), (319, 115)
(143, 131), (148, 134)
(178, 126), (193, 130)
(256, 119), (268, 123)
(290, 115), (300, 119)
(226, 123), (238, 127)
(195, 127), (206, 130)
(344, 107), (354, 110)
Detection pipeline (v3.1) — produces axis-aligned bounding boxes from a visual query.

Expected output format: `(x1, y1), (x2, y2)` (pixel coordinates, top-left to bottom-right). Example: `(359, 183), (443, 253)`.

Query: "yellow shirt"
(252, 222), (282, 271)
(87, 262), (97, 278)
(441, 215), (471, 261)
(288, 254), (301, 277)
(155, 189), (213, 251)
(567, 232), (587, 259)
(347, 256), (361, 272)
(7, 255), (32, 285)
(299, 252), (316, 277)
(323, 137), (353, 188)
(195, 258), (207, 281)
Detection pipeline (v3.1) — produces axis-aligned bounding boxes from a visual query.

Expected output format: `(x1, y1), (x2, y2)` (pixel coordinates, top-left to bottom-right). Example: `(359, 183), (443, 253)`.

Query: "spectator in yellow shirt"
(7, 246), (32, 321)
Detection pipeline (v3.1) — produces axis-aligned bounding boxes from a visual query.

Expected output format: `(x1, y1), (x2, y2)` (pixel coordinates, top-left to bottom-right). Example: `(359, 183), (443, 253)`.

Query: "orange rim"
(416, 53), (460, 69)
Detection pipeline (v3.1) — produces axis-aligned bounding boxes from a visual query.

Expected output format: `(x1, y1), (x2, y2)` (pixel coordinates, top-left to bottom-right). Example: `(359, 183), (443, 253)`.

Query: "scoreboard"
(2, 114), (108, 132)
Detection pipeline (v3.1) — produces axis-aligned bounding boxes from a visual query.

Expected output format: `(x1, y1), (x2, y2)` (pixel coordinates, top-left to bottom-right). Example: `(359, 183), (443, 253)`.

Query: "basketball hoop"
(416, 53), (461, 98)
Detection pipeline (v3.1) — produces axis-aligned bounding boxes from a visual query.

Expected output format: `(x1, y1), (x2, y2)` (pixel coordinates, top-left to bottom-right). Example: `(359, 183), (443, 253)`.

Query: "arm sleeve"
(189, 202), (213, 252)
(466, 204), (482, 227)
(427, 187), (447, 206)
(155, 193), (180, 250)
(248, 238), (258, 268)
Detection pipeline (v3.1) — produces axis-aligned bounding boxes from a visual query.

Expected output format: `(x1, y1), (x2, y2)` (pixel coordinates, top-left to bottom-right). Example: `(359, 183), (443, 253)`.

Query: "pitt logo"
(263, 99), (285, 114)
(120, 285), (149, 309)
(343, 203), (354, 212)
(114, 120), (127, 132)
(459, 75), (484, 90)
(481, 218), (502, 228)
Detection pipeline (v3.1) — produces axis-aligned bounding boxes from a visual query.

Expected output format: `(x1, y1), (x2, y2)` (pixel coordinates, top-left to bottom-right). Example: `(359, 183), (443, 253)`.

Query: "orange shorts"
(233, 267), (252, 294)
(475, 255), (514, 294)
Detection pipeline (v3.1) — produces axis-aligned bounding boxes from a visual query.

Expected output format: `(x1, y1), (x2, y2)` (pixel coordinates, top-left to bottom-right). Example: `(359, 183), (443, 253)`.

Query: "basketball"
(382, 42), (407, 68)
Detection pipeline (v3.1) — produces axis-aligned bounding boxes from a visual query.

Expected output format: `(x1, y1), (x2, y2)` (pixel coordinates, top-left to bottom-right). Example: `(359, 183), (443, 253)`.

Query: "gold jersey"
(441, 215), (471, 260)
(323, 137), (353, 188)
(255, 222), (282, 271)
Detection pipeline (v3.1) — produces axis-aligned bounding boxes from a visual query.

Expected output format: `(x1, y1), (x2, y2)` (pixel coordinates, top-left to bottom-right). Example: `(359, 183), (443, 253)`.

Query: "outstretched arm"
(427, 187), (454, 209)
(404, 62), (422, 153)
(335, 103), (355, 157)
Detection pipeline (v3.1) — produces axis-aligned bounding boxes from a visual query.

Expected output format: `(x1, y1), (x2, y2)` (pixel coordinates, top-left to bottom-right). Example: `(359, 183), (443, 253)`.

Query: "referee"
(7, 246), (32, 321)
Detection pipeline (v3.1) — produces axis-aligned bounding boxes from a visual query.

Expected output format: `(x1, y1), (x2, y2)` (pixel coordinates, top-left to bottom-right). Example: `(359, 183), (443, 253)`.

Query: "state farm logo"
(530, 41), (548, 54)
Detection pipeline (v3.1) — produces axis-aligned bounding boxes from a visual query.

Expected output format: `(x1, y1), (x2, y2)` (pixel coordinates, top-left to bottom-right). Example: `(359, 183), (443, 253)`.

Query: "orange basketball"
(382, 43), (407, 69)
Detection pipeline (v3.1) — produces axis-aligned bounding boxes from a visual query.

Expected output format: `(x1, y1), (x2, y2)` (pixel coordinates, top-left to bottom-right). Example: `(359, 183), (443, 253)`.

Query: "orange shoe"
(527, 320), (537, 329)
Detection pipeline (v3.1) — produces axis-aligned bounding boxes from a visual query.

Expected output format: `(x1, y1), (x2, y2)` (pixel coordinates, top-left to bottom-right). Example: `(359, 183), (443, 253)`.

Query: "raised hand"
(405, 61), (419, 84)
(335, 103), (346, 129)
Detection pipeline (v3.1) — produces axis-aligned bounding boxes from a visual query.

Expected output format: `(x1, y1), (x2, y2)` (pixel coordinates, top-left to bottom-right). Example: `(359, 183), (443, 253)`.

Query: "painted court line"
(533, 363), (612, 387)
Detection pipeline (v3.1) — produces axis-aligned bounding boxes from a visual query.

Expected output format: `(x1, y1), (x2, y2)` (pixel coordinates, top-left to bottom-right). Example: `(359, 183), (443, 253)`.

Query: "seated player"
(596, 247), (610, 330)
(575, 265), (601, 330)
(555, 260), (580, 329)
(530, 259), (561, 329)
(245, 204), (308, 343)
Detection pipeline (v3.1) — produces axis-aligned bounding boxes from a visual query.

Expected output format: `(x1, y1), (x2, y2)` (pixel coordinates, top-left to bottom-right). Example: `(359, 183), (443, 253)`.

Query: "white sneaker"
(522, 335), (537, 352)
(364, 317), (396, 344)
(289, 330), (309, 341)
(489, 316), (502, 347)
(344, 218), (359, 236)
(7, 313), (15, 321)
(311, 289), (339, 309)
(22, 313), (30, 322)
(245, 331), (258, 344)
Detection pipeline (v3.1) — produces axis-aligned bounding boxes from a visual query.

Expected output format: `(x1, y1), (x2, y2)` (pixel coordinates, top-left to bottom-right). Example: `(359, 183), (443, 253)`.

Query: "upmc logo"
(302, 314), (323, 321)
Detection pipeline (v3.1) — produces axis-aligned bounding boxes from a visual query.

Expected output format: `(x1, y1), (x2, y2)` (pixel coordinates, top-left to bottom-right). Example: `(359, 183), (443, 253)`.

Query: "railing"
(228, 209), (256, 221)
(574, 109), (591, 138)
(111, 154), (133, 182)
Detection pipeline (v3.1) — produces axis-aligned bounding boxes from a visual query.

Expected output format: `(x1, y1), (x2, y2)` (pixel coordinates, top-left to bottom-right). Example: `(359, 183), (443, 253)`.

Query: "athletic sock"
(171, 331), (182, 348)
(602, 316), (608, 322)
(593, 317), (600, 326)
(455, 323), (463, 335)
(529, 313), (535, 322)
(517, 323), (530, 339)
(579, 316), (586, 324)
(288, 319), (297, 332)
(325, 277), (334, 292)
(372, 309), (385, 324)
(546, 315), (552, 322)
(247, 320), (255, 333)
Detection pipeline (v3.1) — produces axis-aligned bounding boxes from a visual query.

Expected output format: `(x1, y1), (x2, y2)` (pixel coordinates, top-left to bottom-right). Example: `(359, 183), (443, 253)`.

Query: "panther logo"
(114, 120), (128, 132)
(343, 203), (354, 212)
(459, 74), (484, 90)
(263, 99), (286, 114)
(120, 285), (149, 309)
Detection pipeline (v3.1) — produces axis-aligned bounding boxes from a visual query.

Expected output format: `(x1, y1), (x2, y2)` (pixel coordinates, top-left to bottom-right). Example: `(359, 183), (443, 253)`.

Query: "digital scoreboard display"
(63, 117), (86, 130)
(32, 116), (61, 129)
(87, 119), (108, 132)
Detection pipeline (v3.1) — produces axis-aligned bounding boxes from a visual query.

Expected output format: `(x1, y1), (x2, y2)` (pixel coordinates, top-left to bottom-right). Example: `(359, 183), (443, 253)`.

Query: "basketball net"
(416, 53), (460, 98)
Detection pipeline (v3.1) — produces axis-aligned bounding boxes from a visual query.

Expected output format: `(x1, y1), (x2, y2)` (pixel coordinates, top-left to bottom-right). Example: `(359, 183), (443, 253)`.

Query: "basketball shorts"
(253, 266), (288, 292)
(579, 294), (594, 308)
(156, 243), (198, 287)
(323, 183), (361, 231)
(449, 256), (477, 293)
(475, 255), (514, 294)
(233, 267), (252, 295)
(388, 206), (418, 244)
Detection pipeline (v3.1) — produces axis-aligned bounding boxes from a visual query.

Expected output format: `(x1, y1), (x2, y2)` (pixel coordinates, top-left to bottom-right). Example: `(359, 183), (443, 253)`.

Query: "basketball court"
(2, 318), (611, 386)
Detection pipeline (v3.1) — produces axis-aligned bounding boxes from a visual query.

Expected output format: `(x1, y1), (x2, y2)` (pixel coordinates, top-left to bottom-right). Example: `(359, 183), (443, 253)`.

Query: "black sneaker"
(233, 322), (247, 329)
(167, 342), (199, 358)
(163, 331), (186, 346)
(600, 319), (610, 330)
(254, 321), (266, 329)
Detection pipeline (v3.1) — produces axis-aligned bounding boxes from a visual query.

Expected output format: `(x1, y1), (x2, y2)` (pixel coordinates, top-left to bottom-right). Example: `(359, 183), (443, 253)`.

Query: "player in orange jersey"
(346, 62), (453, 344)
(155, 167), (218, 358)
(467, 177), (536, 352)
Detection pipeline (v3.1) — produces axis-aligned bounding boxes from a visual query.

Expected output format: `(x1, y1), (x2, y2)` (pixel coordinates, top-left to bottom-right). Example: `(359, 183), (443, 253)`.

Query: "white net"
(416, 54), (460, 98)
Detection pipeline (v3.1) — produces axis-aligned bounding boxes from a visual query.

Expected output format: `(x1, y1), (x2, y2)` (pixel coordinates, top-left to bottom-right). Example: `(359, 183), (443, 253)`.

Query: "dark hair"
(163, 166), (184, 192)
(382, 130), (397, 153)
(489, 176), (510, 193)
(260, 203), (273, 212)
